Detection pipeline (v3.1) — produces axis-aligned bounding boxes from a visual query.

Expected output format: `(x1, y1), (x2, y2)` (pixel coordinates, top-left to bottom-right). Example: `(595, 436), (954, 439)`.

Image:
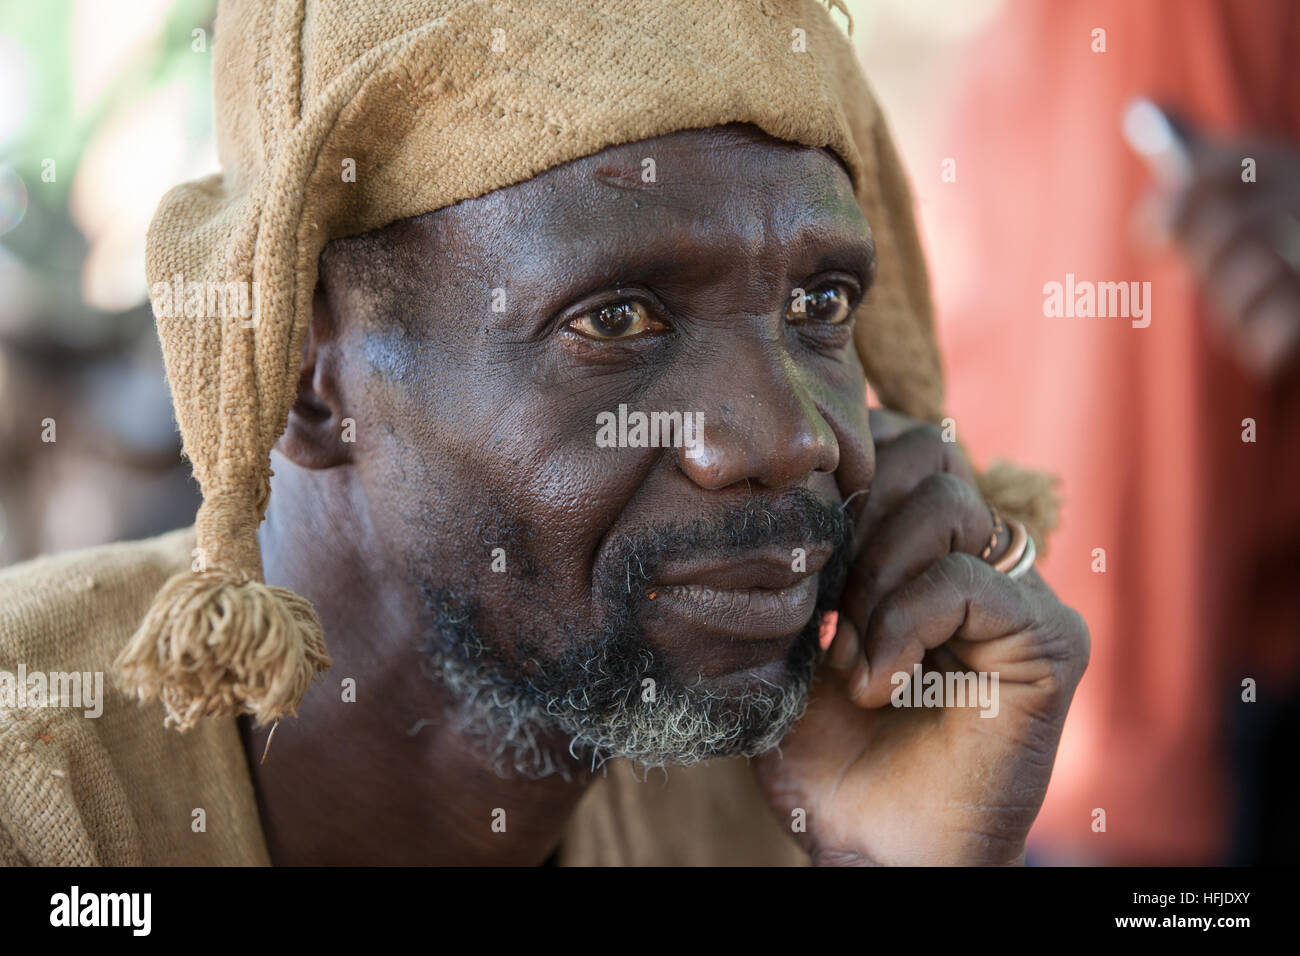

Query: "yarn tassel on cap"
(114, 488), (331, 732)
(976, 460), (1060, 557)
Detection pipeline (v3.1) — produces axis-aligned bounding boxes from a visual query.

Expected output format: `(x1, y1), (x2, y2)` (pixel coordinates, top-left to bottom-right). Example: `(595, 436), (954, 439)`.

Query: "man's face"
(314, 123), (876, 774)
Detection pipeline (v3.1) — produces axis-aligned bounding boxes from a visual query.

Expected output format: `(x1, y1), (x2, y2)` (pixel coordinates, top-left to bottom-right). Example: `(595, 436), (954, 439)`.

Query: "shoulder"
(0, 527), (196, 674)
(0, 529), (269, 866)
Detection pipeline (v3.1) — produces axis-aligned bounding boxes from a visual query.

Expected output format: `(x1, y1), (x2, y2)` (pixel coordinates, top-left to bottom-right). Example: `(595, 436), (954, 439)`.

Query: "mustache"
(598, 487), (854, 603)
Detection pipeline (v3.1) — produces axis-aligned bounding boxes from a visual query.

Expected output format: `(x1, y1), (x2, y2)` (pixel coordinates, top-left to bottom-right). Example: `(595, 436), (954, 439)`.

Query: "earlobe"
(277, 284), (354, 469)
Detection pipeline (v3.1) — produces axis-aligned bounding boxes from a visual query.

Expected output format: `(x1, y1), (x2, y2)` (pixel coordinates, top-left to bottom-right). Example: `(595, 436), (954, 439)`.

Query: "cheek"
(442, 435), (653, 662)
(484, 419), (655, 604)
(345, 333), (654, 651)
(461, 358), (668, 605)
(817, 356), (873, 501)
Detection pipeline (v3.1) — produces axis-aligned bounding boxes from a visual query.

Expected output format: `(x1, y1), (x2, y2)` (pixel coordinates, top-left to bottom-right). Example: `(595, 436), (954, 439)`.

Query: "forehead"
(354, 124), (869, 275)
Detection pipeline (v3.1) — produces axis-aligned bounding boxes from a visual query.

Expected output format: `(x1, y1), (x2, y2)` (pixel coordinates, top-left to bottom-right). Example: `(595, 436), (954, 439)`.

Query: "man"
(0, 0), (1087, 866)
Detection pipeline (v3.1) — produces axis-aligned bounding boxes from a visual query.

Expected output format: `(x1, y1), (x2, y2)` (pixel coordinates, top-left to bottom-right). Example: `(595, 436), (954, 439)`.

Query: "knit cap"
(116, 0), (1055, 732)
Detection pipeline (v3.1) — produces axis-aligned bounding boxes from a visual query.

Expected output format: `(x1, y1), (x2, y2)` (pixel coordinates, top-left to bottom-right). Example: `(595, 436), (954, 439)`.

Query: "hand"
(754, 409), (1089, 865)
(1156, 134), (1300, 381)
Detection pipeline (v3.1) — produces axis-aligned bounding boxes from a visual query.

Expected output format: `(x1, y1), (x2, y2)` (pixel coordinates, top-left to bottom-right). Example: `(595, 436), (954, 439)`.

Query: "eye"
(786, 281), (857, 325)
(566, 299), (665, 341)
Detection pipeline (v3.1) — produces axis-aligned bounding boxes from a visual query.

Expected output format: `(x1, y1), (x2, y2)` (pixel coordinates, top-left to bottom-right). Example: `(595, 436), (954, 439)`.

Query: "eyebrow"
(516, 213), (876, 328)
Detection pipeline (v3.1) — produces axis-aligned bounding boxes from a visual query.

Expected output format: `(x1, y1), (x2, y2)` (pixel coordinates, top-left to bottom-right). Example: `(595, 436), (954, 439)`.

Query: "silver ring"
(1005, 533), (1037, 580)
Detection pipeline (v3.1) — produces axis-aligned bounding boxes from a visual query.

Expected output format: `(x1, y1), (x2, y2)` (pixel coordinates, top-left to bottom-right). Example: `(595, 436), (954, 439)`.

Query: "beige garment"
(0, 530), (267, 865)
(0, 531), (806, 865)
(557, 759), (808, 866)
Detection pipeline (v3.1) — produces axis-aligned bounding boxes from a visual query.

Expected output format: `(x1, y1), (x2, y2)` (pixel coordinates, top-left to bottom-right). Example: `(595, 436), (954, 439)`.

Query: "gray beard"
(417, 489), (849, 780)
(422, 601), (823, 780)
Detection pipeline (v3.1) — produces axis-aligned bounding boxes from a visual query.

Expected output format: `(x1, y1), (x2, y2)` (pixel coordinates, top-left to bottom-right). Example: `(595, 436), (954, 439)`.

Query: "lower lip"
(648, 575), (820, 640)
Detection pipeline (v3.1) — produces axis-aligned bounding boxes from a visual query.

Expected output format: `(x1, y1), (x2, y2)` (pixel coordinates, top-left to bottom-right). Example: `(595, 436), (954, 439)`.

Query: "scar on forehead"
(592, 164), (652, 191)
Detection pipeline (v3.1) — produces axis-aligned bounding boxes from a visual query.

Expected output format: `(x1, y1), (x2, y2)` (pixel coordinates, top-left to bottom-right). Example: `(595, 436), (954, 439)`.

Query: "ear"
(277, 283), (353, 469)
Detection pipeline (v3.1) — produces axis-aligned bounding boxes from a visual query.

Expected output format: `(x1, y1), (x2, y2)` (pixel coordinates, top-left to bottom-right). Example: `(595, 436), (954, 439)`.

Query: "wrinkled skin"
(249, 123), (1089, 865)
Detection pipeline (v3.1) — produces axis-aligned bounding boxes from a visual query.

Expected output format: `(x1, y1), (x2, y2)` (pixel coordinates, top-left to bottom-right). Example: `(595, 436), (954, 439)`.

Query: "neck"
(246, 454), (593, 864)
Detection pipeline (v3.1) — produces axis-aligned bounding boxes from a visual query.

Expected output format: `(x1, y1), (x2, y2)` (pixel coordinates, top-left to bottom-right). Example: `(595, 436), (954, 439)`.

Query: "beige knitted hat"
(115, 0), (1054, 732)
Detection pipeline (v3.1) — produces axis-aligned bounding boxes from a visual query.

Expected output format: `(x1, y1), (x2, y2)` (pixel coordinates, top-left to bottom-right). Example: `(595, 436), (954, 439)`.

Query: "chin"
(679, 646), (808, 695)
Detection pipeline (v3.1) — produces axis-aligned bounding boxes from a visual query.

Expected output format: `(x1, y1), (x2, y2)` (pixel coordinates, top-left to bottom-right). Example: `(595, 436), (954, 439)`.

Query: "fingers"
(828, 414), (1064, 711)
(839, 470), (995, 645)
(1166, 137), (1292, 211)
(1178, 194), (1300, 375)
(867, 407), (918, 445)
(826, 613), (860, 671)
(1235, 276), (1300, 378)
(849, 423), (978, 557)
(845, 552), (1039, 709)
(1162, 141), (1300, 377)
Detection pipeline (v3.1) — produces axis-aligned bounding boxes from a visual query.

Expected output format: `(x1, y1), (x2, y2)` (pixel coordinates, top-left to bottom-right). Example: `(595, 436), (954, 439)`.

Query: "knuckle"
(918, 469), (973, 509)
(938, 550), (983, 589)
(1065, 606), (1092, 673)
(910, 423), (946, 446)
(868, 597), (911, 649)
(893, 424), (949, 467)
(1031, 604), (1091, 692)
(858, 547), (889, 585)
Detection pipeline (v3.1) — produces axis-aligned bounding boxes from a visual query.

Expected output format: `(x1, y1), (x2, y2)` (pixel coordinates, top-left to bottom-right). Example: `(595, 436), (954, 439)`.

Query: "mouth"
(646, 547), (832, 640)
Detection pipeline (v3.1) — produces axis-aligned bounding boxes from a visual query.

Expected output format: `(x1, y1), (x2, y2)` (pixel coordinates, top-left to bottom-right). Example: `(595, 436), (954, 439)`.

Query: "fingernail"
(849, 658), (871, 703)
(828, 620), (859, 671)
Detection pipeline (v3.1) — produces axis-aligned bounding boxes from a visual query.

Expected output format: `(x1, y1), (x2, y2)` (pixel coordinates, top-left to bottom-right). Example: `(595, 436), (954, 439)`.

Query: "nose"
(677, 347), (839, 491)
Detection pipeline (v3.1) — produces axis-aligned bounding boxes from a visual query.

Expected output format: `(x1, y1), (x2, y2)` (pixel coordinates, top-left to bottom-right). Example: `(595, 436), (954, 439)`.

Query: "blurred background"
(1, 0), (1296, 864)
(0, 0), (214, 564)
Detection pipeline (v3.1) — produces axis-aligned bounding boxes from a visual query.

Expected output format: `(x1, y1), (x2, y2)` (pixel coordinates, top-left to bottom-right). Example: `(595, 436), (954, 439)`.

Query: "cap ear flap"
(836, 68), (1059, 551)
(844, 94), (945, 425)
(125, 176), (333, 733)
(976, 461), (1060, 557)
